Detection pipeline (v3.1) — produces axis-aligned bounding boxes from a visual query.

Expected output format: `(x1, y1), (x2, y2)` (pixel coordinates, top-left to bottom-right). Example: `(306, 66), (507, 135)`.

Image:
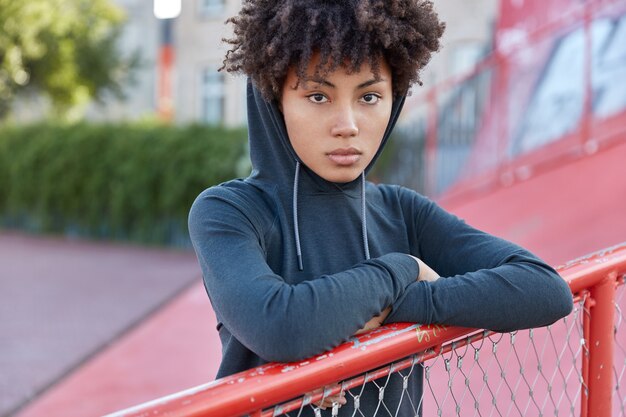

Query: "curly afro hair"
(221, 0), (445, 101)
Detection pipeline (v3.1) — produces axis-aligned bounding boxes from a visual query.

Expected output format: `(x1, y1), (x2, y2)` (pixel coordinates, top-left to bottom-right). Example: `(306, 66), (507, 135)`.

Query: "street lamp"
(153, 0), (181, 19)
(153, 0), (181, 122)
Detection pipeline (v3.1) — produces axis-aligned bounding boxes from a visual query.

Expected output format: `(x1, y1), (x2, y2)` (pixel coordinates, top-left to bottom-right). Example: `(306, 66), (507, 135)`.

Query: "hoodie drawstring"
(361, 172), (370, 260)
(292, 162), (370, 271)
(293, 161), (304, 271)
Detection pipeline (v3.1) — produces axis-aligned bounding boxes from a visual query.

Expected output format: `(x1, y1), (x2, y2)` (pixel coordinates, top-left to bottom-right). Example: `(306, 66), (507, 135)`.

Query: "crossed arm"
(355, 256), (440, 334)
(317, 256), (440, 410)
(190, 187), (573, 362)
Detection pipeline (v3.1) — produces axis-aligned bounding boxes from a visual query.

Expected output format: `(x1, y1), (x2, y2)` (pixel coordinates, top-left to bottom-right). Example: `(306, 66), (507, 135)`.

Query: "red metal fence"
(106, 242), (626, 417)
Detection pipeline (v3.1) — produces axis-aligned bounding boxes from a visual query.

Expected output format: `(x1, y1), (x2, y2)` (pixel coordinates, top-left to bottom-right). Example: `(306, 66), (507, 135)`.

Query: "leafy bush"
(0, 122), (247, 246)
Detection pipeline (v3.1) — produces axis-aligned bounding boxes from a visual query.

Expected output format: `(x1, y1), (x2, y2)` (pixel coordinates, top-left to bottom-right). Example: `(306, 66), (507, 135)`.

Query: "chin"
(323, 171), (361, 184)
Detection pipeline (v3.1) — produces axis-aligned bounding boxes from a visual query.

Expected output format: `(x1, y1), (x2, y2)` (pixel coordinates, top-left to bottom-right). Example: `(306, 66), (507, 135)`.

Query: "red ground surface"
(0, 232), (220, 417)
(442, 140), (626, 266)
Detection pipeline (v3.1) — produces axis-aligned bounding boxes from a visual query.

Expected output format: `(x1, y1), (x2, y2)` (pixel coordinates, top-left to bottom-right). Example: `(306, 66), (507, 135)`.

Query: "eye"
(360, 93), (381, 104)
(307, 93), (328, 104)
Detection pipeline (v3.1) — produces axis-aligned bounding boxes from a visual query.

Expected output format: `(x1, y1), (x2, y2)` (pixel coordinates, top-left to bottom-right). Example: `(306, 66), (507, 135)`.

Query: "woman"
(188, 1), (573, 414)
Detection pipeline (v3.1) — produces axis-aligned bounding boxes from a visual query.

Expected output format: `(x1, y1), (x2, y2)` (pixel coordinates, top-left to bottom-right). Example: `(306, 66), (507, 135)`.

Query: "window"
(511, 27), (586, 156)
(592, 14), (626, 118)
(201, 69), (224, 125)
(198, 0), (225, 17)
(511, 15), (626, 156)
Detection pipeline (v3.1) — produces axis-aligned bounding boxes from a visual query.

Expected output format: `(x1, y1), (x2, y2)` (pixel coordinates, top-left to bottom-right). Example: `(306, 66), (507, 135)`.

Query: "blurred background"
(1, 0), (625, 416)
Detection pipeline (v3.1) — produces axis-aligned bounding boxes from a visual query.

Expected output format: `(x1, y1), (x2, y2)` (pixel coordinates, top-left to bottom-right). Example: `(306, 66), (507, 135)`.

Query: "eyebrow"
(303, 77), (386, 89)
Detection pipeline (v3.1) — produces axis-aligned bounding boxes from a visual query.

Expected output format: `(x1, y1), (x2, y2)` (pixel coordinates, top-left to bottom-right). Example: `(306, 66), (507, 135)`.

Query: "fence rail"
(107, 242), (626, 417)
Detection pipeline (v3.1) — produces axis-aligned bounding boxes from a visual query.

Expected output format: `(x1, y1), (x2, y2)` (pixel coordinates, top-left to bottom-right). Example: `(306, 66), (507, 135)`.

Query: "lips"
(327, 147), (362, 166)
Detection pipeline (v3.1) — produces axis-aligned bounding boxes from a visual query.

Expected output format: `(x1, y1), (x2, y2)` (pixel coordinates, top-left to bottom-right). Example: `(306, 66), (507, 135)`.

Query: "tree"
(0, 0), (139, 120)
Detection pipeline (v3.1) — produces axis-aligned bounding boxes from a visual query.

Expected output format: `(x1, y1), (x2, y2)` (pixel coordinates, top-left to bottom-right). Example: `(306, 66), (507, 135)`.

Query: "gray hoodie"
(188, 81), (573, 416)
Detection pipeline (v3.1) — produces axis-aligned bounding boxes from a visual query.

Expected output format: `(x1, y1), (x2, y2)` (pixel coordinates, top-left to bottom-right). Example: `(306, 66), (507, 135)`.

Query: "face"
(280, 53), (393, 183)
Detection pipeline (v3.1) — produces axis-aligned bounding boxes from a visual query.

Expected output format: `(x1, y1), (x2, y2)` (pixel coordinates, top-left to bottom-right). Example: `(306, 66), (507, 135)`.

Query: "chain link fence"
(268, 294), (592, 417)
(261, 284), (624, 417)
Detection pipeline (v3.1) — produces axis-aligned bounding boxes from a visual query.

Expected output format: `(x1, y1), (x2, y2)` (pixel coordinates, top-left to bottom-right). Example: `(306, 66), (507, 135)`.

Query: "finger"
(315, 398), (332, 409)
(318, 398), (335, 408)
(313, 384), (346, 408)
(335, 395), (347, 405)
(316, 401), (342, 411)
(316, 392), (346, 409)
(322, 394), (347, 407)
(355, 319), (383, 335)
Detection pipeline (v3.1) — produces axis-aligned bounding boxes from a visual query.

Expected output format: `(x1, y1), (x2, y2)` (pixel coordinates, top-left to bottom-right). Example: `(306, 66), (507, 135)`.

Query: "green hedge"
(0, 122), (248, 246)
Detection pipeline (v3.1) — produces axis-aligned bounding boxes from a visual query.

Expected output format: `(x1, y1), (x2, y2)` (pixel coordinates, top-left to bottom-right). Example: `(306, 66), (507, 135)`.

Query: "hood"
(244, 79), (407, 271)
(245, 80), (406, 192)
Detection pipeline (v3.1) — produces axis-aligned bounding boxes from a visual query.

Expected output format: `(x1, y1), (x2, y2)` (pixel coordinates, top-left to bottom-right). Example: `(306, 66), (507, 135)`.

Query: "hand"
(355, 306), (391, 335)
(410, 255), (440, 282)
(313, 385), (347, 410)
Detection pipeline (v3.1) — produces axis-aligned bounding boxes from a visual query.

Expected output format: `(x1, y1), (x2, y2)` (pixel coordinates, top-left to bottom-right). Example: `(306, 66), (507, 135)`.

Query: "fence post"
(585, 274), (616, 417)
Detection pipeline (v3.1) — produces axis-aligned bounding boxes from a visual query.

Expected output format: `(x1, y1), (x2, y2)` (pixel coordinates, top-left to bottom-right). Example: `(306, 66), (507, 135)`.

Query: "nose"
(330, 106), (359, 138)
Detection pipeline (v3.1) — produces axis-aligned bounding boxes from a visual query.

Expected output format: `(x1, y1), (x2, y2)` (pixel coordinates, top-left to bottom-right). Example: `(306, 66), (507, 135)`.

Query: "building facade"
(13, 0), (496, 126)
(172, 0), (246, 126)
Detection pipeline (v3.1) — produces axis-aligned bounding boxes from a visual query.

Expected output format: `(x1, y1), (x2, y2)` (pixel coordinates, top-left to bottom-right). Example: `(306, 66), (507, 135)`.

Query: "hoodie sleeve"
(385, 188), (573, 332)
(188, 187), (419, 363)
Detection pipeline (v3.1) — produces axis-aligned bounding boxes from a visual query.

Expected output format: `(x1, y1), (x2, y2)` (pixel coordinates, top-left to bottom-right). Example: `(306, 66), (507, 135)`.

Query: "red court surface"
(0, 232), (220, 417)
(441, 140), (626, 267)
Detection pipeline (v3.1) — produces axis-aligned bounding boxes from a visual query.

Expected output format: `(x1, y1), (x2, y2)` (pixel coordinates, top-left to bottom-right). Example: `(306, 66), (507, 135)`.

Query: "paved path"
(0, 232), (219, 417)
